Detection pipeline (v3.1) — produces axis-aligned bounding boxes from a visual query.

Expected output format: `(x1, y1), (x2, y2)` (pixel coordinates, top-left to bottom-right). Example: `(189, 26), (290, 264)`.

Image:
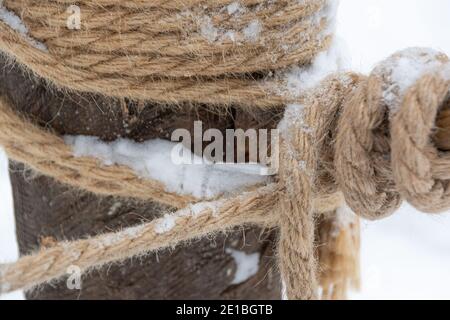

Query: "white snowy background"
(1, 0), (450, 300)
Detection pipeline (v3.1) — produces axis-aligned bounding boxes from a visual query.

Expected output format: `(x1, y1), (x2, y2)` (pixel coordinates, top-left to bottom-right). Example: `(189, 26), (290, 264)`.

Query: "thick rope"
(335, 50), (450, 219)
(277, 109), (319, 299)
(0, 0), (449, 300)
(0, 186), (343, 294)
(276, 73), (360, 299)
(392, 74), (450, 212)
(1, 52), (450, 297)
(0, 97), (195, 209)
(0, 0), (333, 108)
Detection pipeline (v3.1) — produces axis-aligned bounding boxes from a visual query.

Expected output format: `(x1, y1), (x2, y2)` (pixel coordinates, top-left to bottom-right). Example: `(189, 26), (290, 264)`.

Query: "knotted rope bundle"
(0, 0), (333, 108)
(0, 0), (449, 300)
(1, 49), (450, 298)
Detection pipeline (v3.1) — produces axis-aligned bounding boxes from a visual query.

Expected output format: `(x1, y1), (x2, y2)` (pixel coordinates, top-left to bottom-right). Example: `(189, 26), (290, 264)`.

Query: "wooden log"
(0, 56), (281, 300)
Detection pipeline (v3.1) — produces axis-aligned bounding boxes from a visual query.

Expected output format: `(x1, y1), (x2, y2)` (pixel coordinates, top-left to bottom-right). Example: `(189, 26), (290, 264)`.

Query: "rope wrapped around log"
(0, 0), (449, 300)
(0, 0), (333, 108)
(0, 50), (449, 297)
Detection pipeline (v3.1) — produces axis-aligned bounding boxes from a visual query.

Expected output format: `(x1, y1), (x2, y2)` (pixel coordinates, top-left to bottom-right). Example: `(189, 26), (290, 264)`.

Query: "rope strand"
(0, 0), (333, 108)
(0, 0), (450, 300)
(1, 58), (449, 296)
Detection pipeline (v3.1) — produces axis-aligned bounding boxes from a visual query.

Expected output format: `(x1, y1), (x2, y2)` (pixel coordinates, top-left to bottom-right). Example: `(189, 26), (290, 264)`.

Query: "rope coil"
(0, 0), (333, 108)
(0, 53), (449, 297)
(0, 0), (449, 300)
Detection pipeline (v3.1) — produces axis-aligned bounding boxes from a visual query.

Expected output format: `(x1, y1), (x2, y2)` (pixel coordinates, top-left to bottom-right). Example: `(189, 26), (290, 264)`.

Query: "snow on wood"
(65, 136), (269, 199)
(226, 248), (260, 285)
(0, 1), (47, 51)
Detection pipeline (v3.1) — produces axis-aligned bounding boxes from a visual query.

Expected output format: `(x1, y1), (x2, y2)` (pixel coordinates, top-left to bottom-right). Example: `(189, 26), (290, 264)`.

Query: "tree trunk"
(0, 55), (281, 300)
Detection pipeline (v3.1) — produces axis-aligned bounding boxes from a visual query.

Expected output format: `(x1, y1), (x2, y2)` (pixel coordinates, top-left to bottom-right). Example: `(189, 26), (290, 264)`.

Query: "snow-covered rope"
(0, 0), (450, 301)
(0, 49), (450, 298)
(0, 186), (343, 295)
(0, 0), (334, 108)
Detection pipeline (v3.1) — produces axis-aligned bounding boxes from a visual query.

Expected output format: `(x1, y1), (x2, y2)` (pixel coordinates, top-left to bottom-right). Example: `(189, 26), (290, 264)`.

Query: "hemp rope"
(0, 0), (332, 108)
(0, 185), (343, 294)
(1, 61), (450, 297)
(0, 0), (450, 300)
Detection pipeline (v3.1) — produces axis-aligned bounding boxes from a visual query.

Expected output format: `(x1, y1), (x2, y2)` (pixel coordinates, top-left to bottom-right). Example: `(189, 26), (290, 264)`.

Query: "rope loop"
(334, 49), (450, 219)
(0, 0), (450, 301)
(392, 71), (450, 213)
(334, 74), (401, 219)
(0, 51), (449, 298)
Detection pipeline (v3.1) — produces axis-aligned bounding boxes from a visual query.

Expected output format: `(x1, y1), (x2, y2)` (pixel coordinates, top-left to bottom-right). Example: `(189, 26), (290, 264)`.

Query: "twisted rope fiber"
(50, 0), (269, 10)
(1, 58), (450, 297)
(1, 0), (450, 300)
(0, 0), (332, 108)
(0, 98), (196, 209)
(0, 185), (343, 294)
(10, 0), (324, 53)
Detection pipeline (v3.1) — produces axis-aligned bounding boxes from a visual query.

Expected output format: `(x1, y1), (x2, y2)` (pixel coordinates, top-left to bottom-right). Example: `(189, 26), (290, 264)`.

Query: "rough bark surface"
(0, 56), (281, 300)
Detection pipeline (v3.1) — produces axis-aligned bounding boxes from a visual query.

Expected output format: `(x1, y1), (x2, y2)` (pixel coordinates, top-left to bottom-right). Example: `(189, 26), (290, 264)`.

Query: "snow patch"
(373, 47), (449, 113)
(0, 2), (47, 51)
(273, 0), (347, 99)
(65, 137), (268, 199)
(333, 204), (358, 236)
(277, 103), (308, 136)
(153, 200), (224, 234)
(268, 35), (350, 102)
(96, 224), (146, 249)
(107, 202), (122, 216)
(227, 2), (245, 15)
(199, 15), (262, 44)
(276, 103), (310, 168)
(154, 214), (177, 234)
(197, 0), (337, 46)
(226, 248), (260, 285)
(243, 20), (262, 42)
(298, 160), (307, 171)
(318, 0), (340, 37)
(284, 36), (351, 95)
(186, 201), (222, 218)
(199, 16), (219, 43)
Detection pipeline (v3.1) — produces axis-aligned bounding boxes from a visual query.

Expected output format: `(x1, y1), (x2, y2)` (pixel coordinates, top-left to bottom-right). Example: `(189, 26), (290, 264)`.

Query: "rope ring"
(392, 72), (450, 212)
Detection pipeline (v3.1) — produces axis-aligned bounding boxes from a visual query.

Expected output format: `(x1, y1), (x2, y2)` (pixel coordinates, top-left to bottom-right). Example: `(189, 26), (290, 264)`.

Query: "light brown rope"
(0, 0), (333, 108)
(335, 52), (450, 219)
(0, 97), (196, 208)
(392, 74), (450, 212)
(1, 0), (450, 300)
(276, 74), (361, 299)
(1, 54), (449, 297)
(48, 0), (278, 11)
(0, 186), (343, 294)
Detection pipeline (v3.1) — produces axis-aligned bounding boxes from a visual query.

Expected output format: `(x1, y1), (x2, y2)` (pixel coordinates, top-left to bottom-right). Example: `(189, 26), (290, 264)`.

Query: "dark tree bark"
(0, 56), (281, 300)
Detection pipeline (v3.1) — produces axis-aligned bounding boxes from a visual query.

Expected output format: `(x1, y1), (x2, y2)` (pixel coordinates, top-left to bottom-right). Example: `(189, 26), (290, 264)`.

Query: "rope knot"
(334, 48), (450, 219)
(275, 48), (450, 299)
